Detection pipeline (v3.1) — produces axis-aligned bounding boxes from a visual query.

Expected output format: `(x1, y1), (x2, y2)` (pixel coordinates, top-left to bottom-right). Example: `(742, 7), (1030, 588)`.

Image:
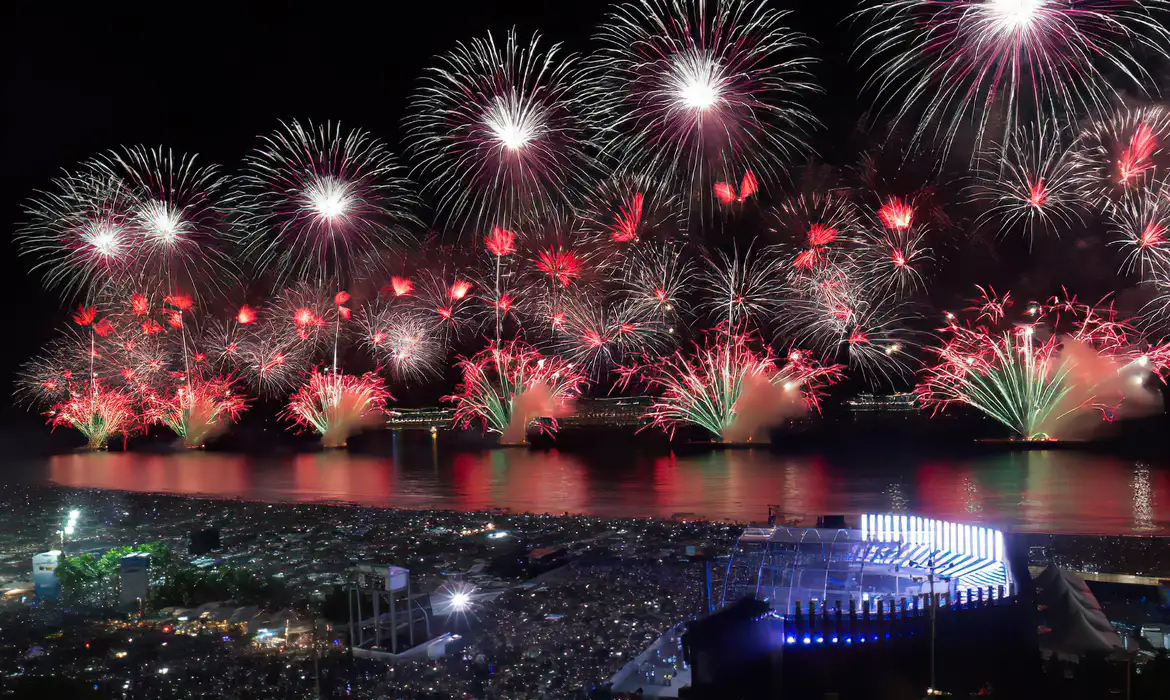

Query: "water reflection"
(50, 453), (251, 496)
(38, 446), (1170, 535)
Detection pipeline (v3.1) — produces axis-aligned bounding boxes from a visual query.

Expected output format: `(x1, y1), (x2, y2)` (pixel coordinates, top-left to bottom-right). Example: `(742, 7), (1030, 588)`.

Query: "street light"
(60, 510), (80, 549)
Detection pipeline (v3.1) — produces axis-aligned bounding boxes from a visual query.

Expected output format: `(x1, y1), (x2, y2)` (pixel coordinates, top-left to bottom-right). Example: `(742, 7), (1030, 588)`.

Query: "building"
(386, 407), (455, 430)
(120, 552), (150, 607)
(557, 397), (651, 428)
(347, 564), (440, 659)
(32, 551), (60, 601)
(844, 392), (919, 413)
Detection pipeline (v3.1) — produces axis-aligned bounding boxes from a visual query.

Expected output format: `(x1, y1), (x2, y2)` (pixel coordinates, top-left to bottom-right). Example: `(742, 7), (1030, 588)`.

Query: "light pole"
(909, 550), (940, 697)
(59, 510), (80, 551)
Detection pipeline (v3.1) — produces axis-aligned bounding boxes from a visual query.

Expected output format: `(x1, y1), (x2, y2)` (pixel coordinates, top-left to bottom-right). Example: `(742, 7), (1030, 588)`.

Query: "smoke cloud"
(1038, 337), (1163, 439)
(721, 374), (808, 443)
(501, 381), (575, 444)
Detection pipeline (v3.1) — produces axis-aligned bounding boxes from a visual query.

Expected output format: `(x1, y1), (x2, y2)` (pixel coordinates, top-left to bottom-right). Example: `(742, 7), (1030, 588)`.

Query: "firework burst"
(856, 0), (1170, 156)
(771, 192), (860, 271)
(618, 242), (693, 325)
(446, 341), (586, 442)
(359, 304), (446, 382)
(778, 257), (922, 384)
(408, 30), (595, 232)
(580, 174), (685, 244)
(1075, 105), (1170, 200)
(555, 293), (674, 376)
(696, 243), (782, 328)
(284, 370), (392, 448)
(970, 123), (1085, 239)
(18, 166), (138, 297)
(45, 380), (139, 450)
(1106, 182), (1170, 275)
(234, 120), (418, 286)
(633, 325), (841, 441)
(97, 146), (236, 298)
(918, 289), (1168, 440)
(855, 211), (933, 295)
(144, 376), (248, 448)
(589, 0), (819, 211)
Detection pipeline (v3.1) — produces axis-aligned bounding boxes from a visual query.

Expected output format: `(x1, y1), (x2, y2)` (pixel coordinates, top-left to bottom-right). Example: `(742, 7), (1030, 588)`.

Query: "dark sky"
(0, 1), (860, 404)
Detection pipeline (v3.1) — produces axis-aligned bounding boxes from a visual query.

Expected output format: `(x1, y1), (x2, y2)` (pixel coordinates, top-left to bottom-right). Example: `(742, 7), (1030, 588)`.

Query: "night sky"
(0, 2), (1144, 414)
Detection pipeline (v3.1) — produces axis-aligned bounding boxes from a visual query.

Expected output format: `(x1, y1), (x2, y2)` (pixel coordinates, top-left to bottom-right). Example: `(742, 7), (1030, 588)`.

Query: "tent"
(1033, 566), (1122, 655)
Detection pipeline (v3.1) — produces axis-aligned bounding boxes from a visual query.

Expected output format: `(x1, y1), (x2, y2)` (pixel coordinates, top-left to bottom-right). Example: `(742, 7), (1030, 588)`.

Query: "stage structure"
(346, 564), (433, 656)
(721, 514), (1013, 615)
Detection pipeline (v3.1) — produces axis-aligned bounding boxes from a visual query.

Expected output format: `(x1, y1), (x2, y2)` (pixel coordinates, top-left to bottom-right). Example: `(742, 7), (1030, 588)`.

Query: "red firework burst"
(878, 197), (914, 230)
(45, 380), (139, 450)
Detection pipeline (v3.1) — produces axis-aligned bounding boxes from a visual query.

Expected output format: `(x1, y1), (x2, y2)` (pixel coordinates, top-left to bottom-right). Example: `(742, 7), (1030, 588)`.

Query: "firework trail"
(970, 123), (1085, 239)
(1075, 105), (1170, 200)
(144, 376), (248, 448)
(408, 30), (595, 233)
(918, 289), (1169, 440)
(283, 370), (392, 448)
(589, 0), (818, 214)
(855, 0), (1170, 156)
(446, 341), (586, 442)
(477, 226), (523, 342)
(234, 120), (418, 287)
(630, 325), (841, 441)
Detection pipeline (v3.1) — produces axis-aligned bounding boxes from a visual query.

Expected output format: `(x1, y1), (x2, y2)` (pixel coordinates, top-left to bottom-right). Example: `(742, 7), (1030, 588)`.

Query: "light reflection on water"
(36, 446), (1170, 535)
